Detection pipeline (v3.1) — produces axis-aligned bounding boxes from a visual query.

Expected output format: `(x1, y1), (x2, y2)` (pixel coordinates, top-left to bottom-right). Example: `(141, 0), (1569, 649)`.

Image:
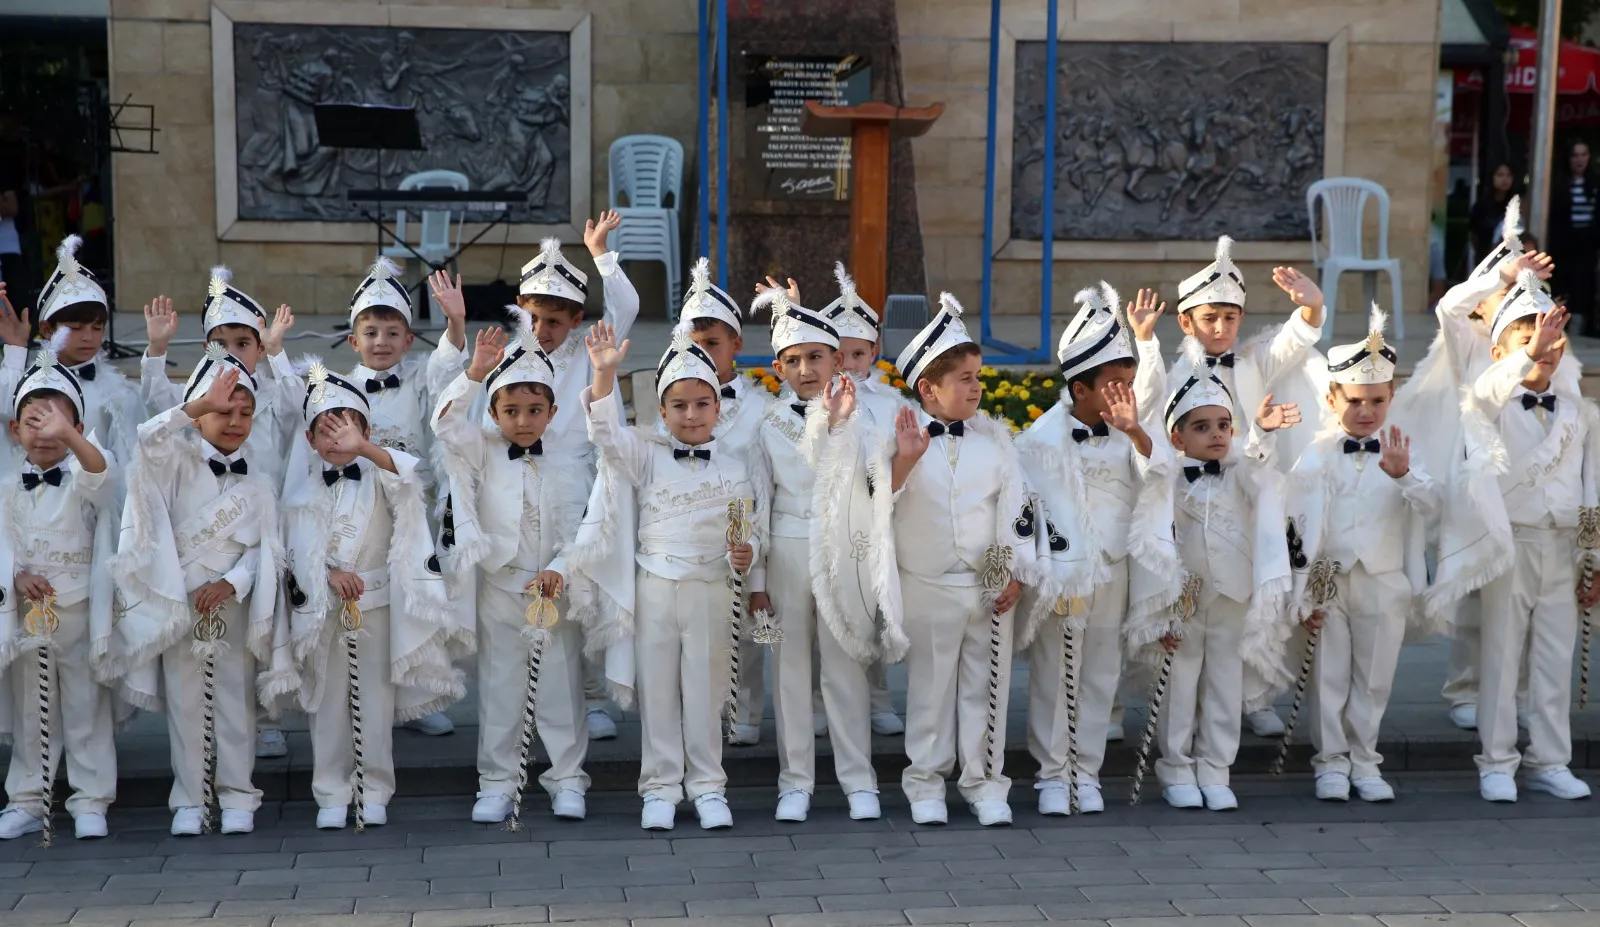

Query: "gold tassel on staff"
(1272, 557), (1340, 777)
(1579, 508), (1598, 708)
(723, 498), (753, 743)
(979, 545), (1014, 780)
(23, 596), (60, 847)
(191, 605), (228, 834)
(1131, 574), (1201, 806)
(340, 601), (367, 833)
(507, 590), (558, 833)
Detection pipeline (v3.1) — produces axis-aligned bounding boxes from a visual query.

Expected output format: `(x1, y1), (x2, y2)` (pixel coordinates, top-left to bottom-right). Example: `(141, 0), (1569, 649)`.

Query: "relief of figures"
(1010, 42), (1326, 241)
(232, 24), (572, 224)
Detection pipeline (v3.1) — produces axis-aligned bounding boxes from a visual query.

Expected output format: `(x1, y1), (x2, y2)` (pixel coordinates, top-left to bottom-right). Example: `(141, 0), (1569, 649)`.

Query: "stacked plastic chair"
(608, 135), (684, 315)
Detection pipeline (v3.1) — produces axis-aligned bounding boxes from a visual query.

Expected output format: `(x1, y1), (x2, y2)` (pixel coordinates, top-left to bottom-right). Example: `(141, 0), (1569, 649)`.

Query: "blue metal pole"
(979, 0), (1000, 343)
(1039, 0), (1059, 360)
(697, 0), (710, 274)
(715, 0), (730, 290)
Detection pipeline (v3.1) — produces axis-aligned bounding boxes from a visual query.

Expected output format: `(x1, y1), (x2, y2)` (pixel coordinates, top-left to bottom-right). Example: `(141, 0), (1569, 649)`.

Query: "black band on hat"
(303, 372), (369, 416)
(36, 264), (100, 316)
(206, 287), (268, 322)
(1179, 269), (1245, 306)
(521, 260), (590, 296)
(828, 302), (878, 330)
(779, 307), (839, 341)
(349, 273), (412, 310)
(183, 353), (257, 402)
(1058, 325), (1120, 376)
(657, 341), (718, 378)
(1164, 373), (1233, 423)
(900, 311), (956, 381)
(1327, 344), (1398, 372)
(12, 362), (84, 411)
(690, 284), (740, 317)
(485, 345), (556, 393)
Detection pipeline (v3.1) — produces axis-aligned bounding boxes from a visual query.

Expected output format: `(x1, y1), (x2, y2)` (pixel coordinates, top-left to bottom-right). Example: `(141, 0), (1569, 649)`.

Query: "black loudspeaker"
(463, 280), (518, 322)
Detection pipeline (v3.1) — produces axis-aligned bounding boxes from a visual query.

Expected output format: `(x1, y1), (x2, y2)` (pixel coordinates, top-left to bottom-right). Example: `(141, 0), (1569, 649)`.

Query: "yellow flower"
(877, 359), (894, 372)
(1041, 378), (1054, 388)
(980, 366), (998, 378)
(1015, 388), (1030, 401)
(1008, 421), (1021, 433)
(892, 378), (906, 390)
(879, 375), (891, 384)
(1027, 404), (1043, 421)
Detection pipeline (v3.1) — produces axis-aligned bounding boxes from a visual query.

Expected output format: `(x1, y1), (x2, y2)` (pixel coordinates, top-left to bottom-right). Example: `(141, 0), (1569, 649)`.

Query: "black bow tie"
(322, 464), (361, 485)
(1072, 422), (1110, 443)
(1183, 460), (1223, 482)
(721, 385), (737, 399)
(209, 457), (248, 477)
(74, 363), (96, 382)
(673, 447), (712, 461)
(1522, 392), (1557, 412)
(790, 402), (809, 418)
(1205, 353), (1236, 369)
(1343, 438), (1381, 455)
(926, 420), (965, 438)
(508, 440), (543, 460)
(365, 373), (401, 393)
(20, 468), (63, 491)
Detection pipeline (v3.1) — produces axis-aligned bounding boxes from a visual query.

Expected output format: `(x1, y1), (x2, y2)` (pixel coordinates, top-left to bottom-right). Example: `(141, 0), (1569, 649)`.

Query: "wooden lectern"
(801, 101), (943, 313)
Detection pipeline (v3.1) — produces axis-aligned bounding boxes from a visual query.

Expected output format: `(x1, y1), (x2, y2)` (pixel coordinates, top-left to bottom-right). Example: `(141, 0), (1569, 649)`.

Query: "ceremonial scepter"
(507, 590), (558, 833)
(1131, 573), (1201, 806)
(339, 601), (368, 832)
(980, 545), (1015, 781)
(1580, 507), (1598, 708)
(1054, 596), (1085, 815)
(191, 604), (227, 833)
(723, 498), (753, 742)
(22, 596), (60, 847)
(1271, 557), (1339, 777)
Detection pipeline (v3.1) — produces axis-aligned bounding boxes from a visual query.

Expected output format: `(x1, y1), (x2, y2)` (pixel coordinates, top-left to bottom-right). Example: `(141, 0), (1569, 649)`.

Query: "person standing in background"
(0, 168), (24, 293)
(1547, 140), (1600, 336)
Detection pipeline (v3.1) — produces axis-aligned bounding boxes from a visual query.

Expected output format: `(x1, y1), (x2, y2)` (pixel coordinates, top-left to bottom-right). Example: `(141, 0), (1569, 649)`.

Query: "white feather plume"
(35, 326), (71, 369)
(1214, 235), (1235, 266)
(1102, 281), (1129, 333)
(1072, 286), (1103, 312)
(1517, 267), (1542, 292)
(669, 329), (696, 353)
(204, 341), (230, 362)
(1368, 302), (1388, 337)
(291, 352), (324, 377)
(55, 234), (83, 277)
(939, 291), (964, 317)
(750, 287), (789, 317)
(672, 319), (694, 340)
(1504, 194), (1523, 242)
(505, 304), (539, 354)
(834, 261), (857, 305)
(368, 256), (402, 282)
(538, 238), (563, 265)
(690, 256), (711, 293)
(208, 265), (232, 299)
(1178, 335), (1208, 379)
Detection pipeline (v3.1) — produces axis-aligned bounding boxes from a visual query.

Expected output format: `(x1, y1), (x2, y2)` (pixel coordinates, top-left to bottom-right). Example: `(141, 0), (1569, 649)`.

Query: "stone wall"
(898, 0), (1441, 322)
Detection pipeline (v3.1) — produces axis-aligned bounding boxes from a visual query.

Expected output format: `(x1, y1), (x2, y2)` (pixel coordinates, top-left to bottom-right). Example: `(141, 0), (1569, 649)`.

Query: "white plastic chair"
(1307, 177), (1404, 340)
(381, 169), (468, 267)
(609, 135), (683, 210)
(612, 207), (680, 314)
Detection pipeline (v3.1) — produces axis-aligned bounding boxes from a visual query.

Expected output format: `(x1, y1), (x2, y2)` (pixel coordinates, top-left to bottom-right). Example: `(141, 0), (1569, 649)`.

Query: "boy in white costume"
(282, 363), (460, 830)
(0, 236), (143, 468)
(1143, 341), (1291, 811)
(433, 318), (595, 824)
(112, 347), (291, 836)
(1131, 237), (1325, 738)
(1286, 307), (1440, 803)
(1446, 275), (1598, 803)
(0, 344), (120, 841)
(886, 293), (1037, 827)
(1015, 283), (1178, 816)
(575, 322), (762, 831)
(744, 290), (878, 823)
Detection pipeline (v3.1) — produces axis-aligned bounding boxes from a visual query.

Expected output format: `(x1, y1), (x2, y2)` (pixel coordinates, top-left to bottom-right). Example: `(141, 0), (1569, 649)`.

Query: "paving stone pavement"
(4, 774), (1600, 927)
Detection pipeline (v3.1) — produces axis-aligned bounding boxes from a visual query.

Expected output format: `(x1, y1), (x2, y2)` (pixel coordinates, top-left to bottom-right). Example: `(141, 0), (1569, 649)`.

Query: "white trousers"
(162, 598), (261, 812)
(1027, 559), (1127, 787)
(635, 569), (733, 803)
(1308, 566), (1408, 779)
(5, 600), (116, 817)
(735, 638), (766, 728)
(309, 605), (397, 809)
(768, 535), (875, 796)
(477, 582), (589, 797)
(1441, 597), (1481, 709)
(900, 575), (1012, 804)
(1156, 595), (1246, 788)
(1477, 527), (1579, 776)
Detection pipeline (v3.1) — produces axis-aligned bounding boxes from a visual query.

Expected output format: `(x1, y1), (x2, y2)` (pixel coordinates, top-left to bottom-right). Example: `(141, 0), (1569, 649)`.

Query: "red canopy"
(1456, 26), (1600, 95)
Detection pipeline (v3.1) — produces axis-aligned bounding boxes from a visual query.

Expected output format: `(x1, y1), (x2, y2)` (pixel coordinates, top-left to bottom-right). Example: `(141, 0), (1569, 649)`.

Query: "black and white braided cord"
(1271, 628), (1321, 777)
(982, 612), (1004, 779)
(1062, 623), (1078, 815)
(36, 644), (54, 847)
(1130, 650), (1173, 806)
(345, 630), (366, 832)
(507, 629), (547, 833)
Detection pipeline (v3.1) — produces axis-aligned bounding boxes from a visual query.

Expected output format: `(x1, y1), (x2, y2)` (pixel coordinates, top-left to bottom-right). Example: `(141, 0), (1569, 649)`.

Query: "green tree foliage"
(1495, 0), (1600, 39)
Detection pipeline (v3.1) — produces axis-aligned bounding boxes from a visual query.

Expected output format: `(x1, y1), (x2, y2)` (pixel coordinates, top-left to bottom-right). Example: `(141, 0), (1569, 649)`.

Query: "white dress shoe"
(552, 789), (587, 820)
(909, 799), (948, 824)
(1200, 785), (1238, 811)
(220, 809), (254, 834)
(1163, 784), (1203, 809)
(870, 711), (904, 736)
(585, 707), (617, 740)
(774, 790), (810, 822)
(1479, 771), (1518, 802)
(0, 807), (43, 840)
(1076, 783), (1104, 813)
(1351, 776), (1394, 802)
(316, 806), (348, 829)
(641, 796), (676, 830)
(728, 723), (761, 746)
(362, 803), (388, 826)
(812, 712), (829, 737)
(847, 790), (881, 820)
(1449, 703), (1477, 730)
(404, 712), (455, 736)
(255, 728), (287, 758)
(1244, 708), (1285, 737)
(1037, 781), (1070, 816)
(169, 807), (203, 836)
(971, 800), (1012, 826)
(472, 792), (513, 823)
(1105, 722), (1125, 743)
(694, 793), (733, 829)
(1525, 767), (1592, 799)
(73, 811), (107, 840)
(1315, 772), (1351, 801)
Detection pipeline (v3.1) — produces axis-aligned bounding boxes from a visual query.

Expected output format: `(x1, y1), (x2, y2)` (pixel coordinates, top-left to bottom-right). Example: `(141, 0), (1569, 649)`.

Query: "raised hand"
(1100, 381), (1141, 433)
(467, 326), (507, 381)
(1529, 304), (1571, 363)
(0, 283), (27, 348)
(584, 320), (630, 373)
(1506, 250), (1556, 283)
(429, 270), (467, 325)
(893, 405), (930, 461)
(755, 275), (802, 304)
(27, 401), (74, 443)
(1378, 424), (1410, 479)
(822, 373), (856, 425)
(1128, 287), (1165, 342)
(198, 367), (240, 416)
(325, 411), (368, 457)
(263, 304), (294, 357)
(142, 296), (177, 355)
(584, 209), (623, 256)
(1272, 266), (1323, 310)
(1255, 392), (1302, 433)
